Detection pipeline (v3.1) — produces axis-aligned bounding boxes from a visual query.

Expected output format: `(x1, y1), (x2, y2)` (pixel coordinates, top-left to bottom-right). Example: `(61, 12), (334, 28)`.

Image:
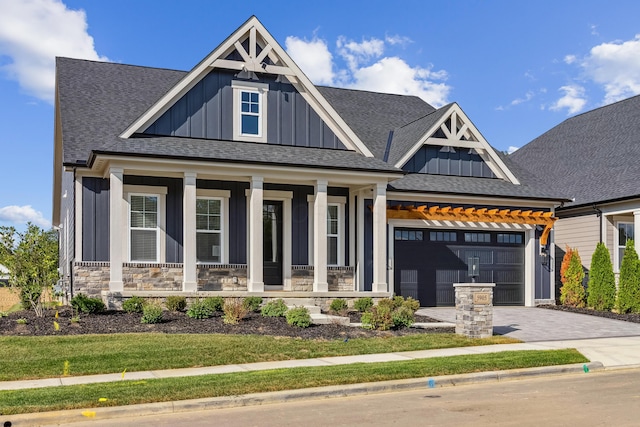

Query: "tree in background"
(586, 242), (616, 311)
(559, 246), (586, 307)
(0, 224), (58, 317)
(617, 240), (640, 313)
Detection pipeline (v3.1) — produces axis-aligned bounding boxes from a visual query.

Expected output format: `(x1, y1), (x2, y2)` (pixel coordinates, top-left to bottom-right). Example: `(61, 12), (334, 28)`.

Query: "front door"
(263, 201), (283, 288)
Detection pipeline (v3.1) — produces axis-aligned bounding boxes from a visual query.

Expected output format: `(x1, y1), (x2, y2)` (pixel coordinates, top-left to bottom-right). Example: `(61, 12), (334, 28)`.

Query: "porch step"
(309, 313), (351, 326)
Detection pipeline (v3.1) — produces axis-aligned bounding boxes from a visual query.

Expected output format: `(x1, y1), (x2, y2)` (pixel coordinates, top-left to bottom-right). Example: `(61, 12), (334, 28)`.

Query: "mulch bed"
(539, 304), (640, 323)
(0, 308), (450, 340)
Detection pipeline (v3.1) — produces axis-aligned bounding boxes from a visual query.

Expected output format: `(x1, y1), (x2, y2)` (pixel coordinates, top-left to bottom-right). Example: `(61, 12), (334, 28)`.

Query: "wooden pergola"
(386, 205), (557, 245)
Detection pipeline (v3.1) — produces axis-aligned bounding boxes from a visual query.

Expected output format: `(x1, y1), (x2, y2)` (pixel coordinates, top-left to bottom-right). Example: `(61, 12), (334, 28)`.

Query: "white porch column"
(109, 167), (124, 292)
(357, 190), (366, 291)
(248, 177), (264, 292)
(313, 180), (328, 292)
(634, 210), (640, 256)
(183, 172), (197, 292)
(372, 182), (387, 292)
(348, 191), (356, 266)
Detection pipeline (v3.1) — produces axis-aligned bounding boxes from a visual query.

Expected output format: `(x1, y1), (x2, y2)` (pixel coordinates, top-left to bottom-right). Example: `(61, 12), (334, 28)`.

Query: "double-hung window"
(327, 204), (340, 265)
(617, 222), (634, 270)
(196, 198), (222, 263)
(129, 194), (159, 262)
(232, 81), (268, 142)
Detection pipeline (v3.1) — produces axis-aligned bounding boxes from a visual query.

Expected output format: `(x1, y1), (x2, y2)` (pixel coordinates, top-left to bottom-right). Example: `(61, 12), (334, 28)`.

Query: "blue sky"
(1, 0), (640, 230)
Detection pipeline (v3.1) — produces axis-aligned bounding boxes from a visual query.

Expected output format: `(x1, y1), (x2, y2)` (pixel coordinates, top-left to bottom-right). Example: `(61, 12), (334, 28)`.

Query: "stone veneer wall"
(454, 283), (495, 339)
(123, 263), (183, 291)
(291, 266), (355, 291)
(73, 262), (110, 297)
(197, 264), (248, 291)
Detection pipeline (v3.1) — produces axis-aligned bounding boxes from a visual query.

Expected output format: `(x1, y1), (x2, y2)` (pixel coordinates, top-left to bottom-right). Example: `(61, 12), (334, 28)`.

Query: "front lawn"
(0, 333), (518, 381)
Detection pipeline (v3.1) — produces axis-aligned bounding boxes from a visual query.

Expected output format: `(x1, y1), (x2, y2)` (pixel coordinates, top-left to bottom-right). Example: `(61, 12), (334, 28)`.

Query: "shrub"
(165, 296), (187, 312)
(203, 296), (224, 313)
(222, 298), (249, 325)
(392, 305), (415, 328)
(261, 299), (288, 317)
(20, 288), (42, 310)
(617, 240), (640, 313)
(402, 297), (420, 313)
(70, 294), (105, 314)
(122, 296), (146, 314)
(186, 299), (215, 319)
(587, 242), (617, 311)
(329, 298), (348, 314)
(243, 296), (263, 313)
(361, 303), (393, 331)
(559, 247), (586, 308)
(353, 297), (373, 313)
(285, 306), (312, 328)
(141, 303), (163, 324)
(392, 296), (405, 309)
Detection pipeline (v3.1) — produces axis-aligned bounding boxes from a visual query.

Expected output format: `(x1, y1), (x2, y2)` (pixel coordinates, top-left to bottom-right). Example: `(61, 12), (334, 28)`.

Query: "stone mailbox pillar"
(453, 282), (496, 339)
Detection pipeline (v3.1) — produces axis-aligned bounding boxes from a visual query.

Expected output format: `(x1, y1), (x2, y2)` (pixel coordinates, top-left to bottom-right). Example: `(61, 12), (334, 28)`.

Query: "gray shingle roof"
(509, 94), (640, 207)
(386, 105), (453, 165)
(317, 86), (436, 159)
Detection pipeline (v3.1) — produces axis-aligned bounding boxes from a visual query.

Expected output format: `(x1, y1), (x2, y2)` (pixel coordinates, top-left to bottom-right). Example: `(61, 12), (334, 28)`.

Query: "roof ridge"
(395, 103), (452, 131)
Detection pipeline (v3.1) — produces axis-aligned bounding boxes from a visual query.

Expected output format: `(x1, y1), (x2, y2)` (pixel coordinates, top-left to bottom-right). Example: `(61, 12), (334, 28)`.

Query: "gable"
(142, 69), (347, 150)
(122, 16), (372, 156)
(393, 104), (519, 184)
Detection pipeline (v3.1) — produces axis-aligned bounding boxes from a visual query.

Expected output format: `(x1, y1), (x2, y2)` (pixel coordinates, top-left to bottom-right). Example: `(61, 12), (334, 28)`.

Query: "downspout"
(593, 204), (602, 243)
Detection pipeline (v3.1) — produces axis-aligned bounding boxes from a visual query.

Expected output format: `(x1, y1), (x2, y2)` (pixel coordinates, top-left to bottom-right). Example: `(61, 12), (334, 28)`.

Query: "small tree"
(617, 240), (640, 313)
(587, 243), (616, 311)
(0, 224), (58, 317)
(559, 247), (586, 307)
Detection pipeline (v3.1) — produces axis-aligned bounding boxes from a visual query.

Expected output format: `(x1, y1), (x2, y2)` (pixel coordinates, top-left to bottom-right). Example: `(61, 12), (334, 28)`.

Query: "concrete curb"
(3, 362), (604, 426)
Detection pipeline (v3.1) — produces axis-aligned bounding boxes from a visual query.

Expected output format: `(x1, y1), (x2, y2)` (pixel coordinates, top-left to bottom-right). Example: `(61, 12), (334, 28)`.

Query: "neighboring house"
(0, 264), (8, 287)
(53, 16), (566, 308)
(510, 94), (640, 291)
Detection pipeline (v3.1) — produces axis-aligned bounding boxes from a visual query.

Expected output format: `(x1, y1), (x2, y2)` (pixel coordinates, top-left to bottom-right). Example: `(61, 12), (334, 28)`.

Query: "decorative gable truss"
(120, 16), (373, 157)
(395, 104), (520, 184)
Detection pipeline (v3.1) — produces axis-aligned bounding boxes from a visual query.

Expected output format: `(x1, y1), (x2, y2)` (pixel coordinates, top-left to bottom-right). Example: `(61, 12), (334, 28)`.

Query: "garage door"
(393, 228), (525, 306)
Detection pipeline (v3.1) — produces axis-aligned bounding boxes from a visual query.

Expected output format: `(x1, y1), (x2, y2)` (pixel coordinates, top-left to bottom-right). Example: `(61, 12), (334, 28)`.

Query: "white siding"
(554, 214), (600, 269)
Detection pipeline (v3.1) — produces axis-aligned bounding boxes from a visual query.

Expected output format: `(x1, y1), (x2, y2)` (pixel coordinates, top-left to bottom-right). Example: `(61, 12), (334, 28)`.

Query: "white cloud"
(385, 34), (412, 47)
(507, 146), (519, 154)
(286, 34), (450, 107)
(0, 205), (51, 228)
(510, 91), (534, 106)
(337, 37), (385, 70)
(550, 85), (587, 114)
(285, 35), (335, 85)
(564, 54), (577, 64)
(581, 34), (640, 104)
(0, 0), (107, 103)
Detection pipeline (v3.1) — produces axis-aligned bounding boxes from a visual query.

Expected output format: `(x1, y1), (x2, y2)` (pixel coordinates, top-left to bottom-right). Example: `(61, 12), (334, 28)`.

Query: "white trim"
(393, 104), (520, 185)
(74, 175), (83, 262)
(524, 228), (535, 307)
(615, 220), (635, 272)
(123, 185), (168, 195)
(247, 177), (264, 291)
(109, 168), (124, 291)
(197, 189), (231, 198)
(307, 195), (347, 267)
(313, 180), (328, 291)
(126, 192), (166, 263)
(372, 182), (387, 293)
(232, 80), (269, 142)
(118, 17), (373, 157)
(183, 173), (197, 291)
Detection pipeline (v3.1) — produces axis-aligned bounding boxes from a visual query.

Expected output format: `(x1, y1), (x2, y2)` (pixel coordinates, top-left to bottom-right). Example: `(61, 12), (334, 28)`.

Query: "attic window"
(232, 80), (269, 142)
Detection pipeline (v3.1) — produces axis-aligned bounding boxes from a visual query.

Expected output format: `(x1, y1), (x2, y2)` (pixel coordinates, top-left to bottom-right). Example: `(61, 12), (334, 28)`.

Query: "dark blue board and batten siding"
(402, 145), (497, 179)
(143, 70), (347, 150)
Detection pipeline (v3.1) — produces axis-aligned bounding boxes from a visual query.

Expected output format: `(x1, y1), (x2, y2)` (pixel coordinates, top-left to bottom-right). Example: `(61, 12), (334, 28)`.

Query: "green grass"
(0, 333), (518, 381)
(0, 349), (587, 415)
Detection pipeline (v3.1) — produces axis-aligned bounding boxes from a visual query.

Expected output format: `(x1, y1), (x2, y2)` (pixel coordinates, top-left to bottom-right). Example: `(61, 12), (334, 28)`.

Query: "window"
(497, 233), (523, 244)
(232, 81), (268, 142)
(618, 222), (634, 270)
(429, 231), (457, 242)
(196, 198), (222, 263)
(465, 232), (491, 243)
(394, 229), (424, 241)
(327, 204), (340, 265)
(129, 194), (159, 262)
(240, 91), (260, 135)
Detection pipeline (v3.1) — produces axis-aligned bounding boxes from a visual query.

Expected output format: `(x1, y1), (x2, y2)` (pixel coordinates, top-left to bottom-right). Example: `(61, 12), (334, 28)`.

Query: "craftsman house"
(510, 94), (640, 290)
(53, 16), (566, 308)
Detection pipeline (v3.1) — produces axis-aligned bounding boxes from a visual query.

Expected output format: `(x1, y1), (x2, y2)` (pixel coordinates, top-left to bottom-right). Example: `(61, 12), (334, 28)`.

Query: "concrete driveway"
(417, 306), (640, 342)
